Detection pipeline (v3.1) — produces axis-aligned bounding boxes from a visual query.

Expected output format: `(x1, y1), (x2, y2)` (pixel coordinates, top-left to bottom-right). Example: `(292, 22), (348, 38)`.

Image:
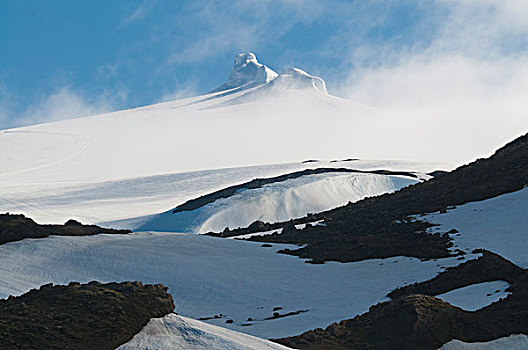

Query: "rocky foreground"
(276, 251), (528, 349)
(0, 213), (130, 245)
(0, 281), (174, 350)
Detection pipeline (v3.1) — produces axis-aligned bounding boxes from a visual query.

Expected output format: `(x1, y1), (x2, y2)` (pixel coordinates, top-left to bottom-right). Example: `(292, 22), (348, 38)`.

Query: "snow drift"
(138, 172), (416, 233)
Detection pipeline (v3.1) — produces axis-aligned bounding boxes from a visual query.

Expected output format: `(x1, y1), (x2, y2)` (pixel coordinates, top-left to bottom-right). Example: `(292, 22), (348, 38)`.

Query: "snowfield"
(118, 314), (291, 350)
(0, 232), (466, 339)
(435, 281), (511, 311)
(0, 159), (437, 229)
(440, 334), (528, 350)
(426, 187), (528, 268)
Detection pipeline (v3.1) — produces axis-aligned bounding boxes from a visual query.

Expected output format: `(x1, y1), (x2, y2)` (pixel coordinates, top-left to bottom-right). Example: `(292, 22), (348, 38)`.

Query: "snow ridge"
(137, 172), (415, 234)
(270, 67), (327, 94)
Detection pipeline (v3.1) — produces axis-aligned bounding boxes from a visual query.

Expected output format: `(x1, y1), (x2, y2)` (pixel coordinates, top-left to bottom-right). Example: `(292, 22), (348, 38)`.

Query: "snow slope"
(440, 334), (528, 350)
(426, 187), (528, 268)
(118, 313), (290, 350)
(435, 281), (511, 311)
(0, 232), (465, 339)
(0, 53), (379, 184)
(138, 172), (416, 233)
(0, 159), (439, 228)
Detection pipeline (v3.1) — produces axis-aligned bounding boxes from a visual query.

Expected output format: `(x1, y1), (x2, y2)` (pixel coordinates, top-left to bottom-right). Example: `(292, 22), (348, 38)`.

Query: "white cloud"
(157, 81), (199, 103)
(336, 0), (528, 163)
(1, 86), (126, 129)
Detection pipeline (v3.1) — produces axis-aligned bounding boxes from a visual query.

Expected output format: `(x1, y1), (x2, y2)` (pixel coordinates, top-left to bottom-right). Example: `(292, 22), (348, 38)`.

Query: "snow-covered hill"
(118, 313), (291, 350)
(136, 171), (416, 233)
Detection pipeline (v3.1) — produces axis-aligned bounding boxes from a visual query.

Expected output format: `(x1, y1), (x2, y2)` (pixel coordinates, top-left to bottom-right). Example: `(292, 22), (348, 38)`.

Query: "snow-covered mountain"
(1, 53), (363, 185)
(2, 52), (525, 349)
(0, 52), (450, 227)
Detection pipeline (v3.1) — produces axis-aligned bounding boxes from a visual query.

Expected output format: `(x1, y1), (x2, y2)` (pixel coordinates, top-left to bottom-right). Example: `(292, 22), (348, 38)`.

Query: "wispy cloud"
(120, 0), (157, 27)
(166, 0), (325, 65)
(156, 80), (200, 103)
(327, 0), (528, 163)
(0, 85), (126, 129)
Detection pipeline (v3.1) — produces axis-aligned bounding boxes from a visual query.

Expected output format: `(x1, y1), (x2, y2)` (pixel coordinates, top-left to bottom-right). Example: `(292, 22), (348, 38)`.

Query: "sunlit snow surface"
(435, 281), (510, 311)
(426, 187), (528, 268)
(138, 173), (415, 233)
(0, 159), (433, 229)
(0, 232), (465, 339)
(118, 314), (290, 350)
(440, 334), (528, 350)
(0, 83), (449, 227)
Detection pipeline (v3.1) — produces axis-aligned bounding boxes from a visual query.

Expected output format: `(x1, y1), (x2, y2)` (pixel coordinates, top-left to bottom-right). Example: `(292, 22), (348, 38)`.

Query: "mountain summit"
(211, 53), (278, 92)
(211, 53), (327, 95)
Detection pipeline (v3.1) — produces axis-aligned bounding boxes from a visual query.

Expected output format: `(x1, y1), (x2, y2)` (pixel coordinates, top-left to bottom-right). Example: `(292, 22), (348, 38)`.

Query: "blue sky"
(1, 0), (527, 128)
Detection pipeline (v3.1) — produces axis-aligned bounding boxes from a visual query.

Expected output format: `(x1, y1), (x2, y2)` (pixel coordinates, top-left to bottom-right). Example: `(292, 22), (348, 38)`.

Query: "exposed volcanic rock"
(227, 133), (528, 263)
(0, 213), (130, 245)
(250, 218), (452, 263)
(388, 250), (525, 299)
(276, 295), (462, 350)
(0, 281), (174, 350)
(276, 255), (528, 350)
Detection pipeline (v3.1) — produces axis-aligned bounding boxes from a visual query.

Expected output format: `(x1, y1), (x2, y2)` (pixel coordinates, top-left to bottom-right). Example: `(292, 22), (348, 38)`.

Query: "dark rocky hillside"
(214, 132), (528, 263)
(0, 213), (130, 245)
(276, 253), (528, 350)
(388, 250), (524, 299)
(0, 281), (174, 350)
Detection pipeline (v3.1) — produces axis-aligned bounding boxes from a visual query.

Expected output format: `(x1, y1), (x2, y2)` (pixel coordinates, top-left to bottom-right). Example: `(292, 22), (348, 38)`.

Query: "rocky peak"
(211, 53), (278, 92)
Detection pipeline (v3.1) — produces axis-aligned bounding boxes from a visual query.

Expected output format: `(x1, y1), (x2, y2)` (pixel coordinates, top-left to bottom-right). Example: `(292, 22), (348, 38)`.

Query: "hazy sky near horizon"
(1, 0), (528, 132)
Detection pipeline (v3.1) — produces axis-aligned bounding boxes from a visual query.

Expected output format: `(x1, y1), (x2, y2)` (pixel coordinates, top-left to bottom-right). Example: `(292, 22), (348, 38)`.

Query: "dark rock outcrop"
(0, 281), (174, 350)
(388, 250), (525, 299)
(0, 213), (131, 245)
(276, 295), (462, 350)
